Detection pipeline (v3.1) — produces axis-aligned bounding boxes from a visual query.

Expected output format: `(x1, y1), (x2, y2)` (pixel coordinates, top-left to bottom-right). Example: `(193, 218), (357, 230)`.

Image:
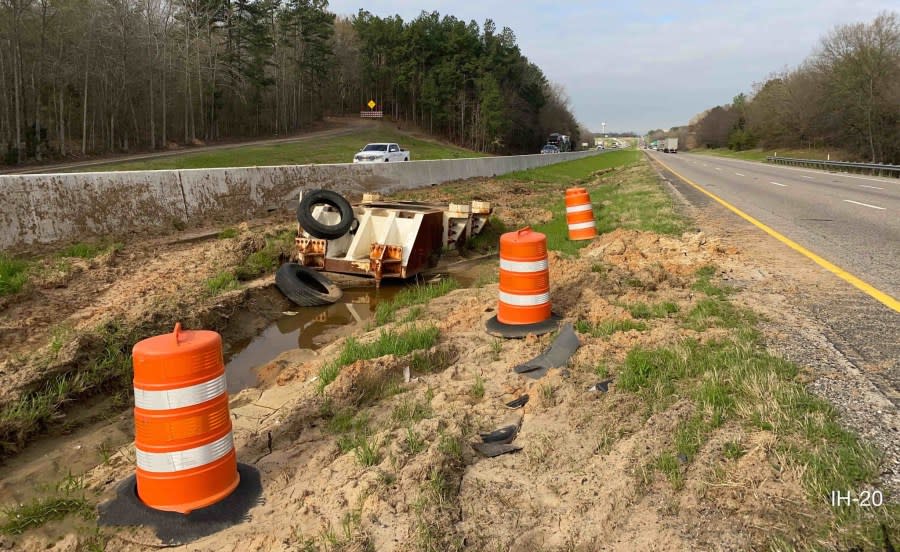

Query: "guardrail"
(765, 156), (900, 178)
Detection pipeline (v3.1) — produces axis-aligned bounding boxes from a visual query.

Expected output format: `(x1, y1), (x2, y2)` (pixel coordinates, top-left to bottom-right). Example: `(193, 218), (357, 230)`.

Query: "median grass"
(57, 241), (122, 259)
(522, 152), (686, 255)
(74, 127), (485, 172)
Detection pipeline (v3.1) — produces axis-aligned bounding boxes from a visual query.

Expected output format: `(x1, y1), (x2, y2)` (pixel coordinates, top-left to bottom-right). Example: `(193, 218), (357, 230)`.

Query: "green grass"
(354, 436), (381, 467)
(499, 149), (641, 184)
(0, 254), (30, 296)
(204, 271), (240, 295)
(404, 428), (427, 455)
(317, 325), (441, 393)
(683, 299), (757, 331)
(0, 496), (90, 535)
(691, 264), (733, 299)
(392, 397), (433, 424)
(522, 151), (686, 256)
(234, 229), (295, 281)
(470, 375), (485, 399)
(73, 127), (485, 172)
(218, 227), (239, 239)
(0, 321), (135, 456)
(575, 318), (647, 337)
(617, 329), (893, 544)
(0, 474), (91, 535)
(57, 241), (122, 259)
(374, 279), (458, 325)
(626, 301), (679, 319)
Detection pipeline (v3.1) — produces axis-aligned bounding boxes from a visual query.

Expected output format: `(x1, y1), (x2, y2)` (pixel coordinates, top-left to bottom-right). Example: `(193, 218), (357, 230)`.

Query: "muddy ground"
(0, 159), (896, 550)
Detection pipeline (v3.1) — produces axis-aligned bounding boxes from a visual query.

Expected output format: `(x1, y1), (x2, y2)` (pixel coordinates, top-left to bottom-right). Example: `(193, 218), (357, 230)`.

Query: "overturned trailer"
(291, 190), (492, 286)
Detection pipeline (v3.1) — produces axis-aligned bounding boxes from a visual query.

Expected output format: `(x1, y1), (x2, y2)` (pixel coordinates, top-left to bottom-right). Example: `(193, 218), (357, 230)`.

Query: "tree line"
(0, 0), (582, 165)
(680, 12), (899, 163)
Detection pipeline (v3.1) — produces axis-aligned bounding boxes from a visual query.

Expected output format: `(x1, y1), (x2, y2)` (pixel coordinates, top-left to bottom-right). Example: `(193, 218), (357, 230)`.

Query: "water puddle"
(223, 285), (405, 392)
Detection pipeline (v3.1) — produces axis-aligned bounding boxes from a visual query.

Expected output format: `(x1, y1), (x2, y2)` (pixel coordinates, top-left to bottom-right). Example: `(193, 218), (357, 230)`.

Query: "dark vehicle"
(547, 133), (572, 152)
(541, 144), (560, 154)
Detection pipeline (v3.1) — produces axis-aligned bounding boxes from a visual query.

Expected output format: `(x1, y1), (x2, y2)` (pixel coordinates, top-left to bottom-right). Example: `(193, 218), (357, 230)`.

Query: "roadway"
(647, 151), (899, 303)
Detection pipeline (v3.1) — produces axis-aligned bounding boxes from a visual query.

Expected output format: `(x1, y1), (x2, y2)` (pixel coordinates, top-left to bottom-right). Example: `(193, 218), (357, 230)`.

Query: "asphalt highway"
(648, 151), (899, 304)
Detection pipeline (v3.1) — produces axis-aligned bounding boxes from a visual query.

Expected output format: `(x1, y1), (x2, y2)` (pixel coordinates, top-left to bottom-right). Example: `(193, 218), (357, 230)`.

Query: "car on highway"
(353, 143), (410, 163)
(541, 144), (560, 154)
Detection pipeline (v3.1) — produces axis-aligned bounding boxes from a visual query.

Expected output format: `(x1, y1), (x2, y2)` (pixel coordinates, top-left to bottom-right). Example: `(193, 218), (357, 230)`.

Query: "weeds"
(317, 326), (440, 393)
(691, 265), (733, 299)
(404, 428), (427, 455)
(575, 318), (647, 336)
(0, 321), (135, 456)
(627, 301), (679, 319)
(489, 339), (502, 361)
(204, 271), (240, 295)
(470, 375), (485, 399)
(233, 229), (295, 281)
(723, 440), (745, 460)
(375, 279), (458, 325)
(392, 397), (432, 424)
(1, 473), (90, 535)
(58, 242), (121, 259)
(0, 254), (30, 296)
(354, 437), (381, 467)
(218, 227), (239, 239)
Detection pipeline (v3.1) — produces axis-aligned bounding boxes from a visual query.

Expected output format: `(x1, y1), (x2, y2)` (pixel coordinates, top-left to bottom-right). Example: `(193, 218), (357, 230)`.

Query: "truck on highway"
(664, 138), (678, 153)
(548, 133), (572, 152)
(353, 143), (410, 163)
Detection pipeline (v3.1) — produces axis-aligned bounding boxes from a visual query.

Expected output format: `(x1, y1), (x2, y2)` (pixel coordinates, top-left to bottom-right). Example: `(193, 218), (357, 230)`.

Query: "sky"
(326, 0), (895, 134)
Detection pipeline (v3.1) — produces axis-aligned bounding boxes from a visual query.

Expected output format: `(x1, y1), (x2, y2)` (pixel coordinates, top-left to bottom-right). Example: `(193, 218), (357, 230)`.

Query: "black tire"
(404, 157), (409, 161)
(297, 189), (354, 240)
(275, 263), (343, 307)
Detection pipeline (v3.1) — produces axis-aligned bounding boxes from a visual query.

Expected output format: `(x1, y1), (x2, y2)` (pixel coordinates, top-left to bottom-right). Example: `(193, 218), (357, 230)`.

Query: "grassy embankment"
(500, 153), (895, 548)
(71, 128), (486, 172)
(399, 150), (894, 548)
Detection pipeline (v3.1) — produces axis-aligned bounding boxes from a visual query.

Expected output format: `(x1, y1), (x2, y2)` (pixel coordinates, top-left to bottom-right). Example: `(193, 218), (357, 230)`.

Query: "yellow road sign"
(367, 100), (376, 109)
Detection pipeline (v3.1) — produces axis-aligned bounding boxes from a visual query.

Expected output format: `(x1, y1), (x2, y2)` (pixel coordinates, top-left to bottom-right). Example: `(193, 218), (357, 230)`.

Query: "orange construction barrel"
(132, 323), (239, 514)
(497, 227), (551, 325)
(565, 187), (597, 241)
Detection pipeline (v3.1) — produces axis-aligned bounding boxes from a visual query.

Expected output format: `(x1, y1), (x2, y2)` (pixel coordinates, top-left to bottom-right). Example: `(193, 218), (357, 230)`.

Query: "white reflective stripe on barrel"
(499, 258), (548, 273)
(134, 374), (227, 411)
(136, 432), (234, 473)
(568, 221), (596, 230)
(498, 290), (550, 306)
(565, 203), (592, 214)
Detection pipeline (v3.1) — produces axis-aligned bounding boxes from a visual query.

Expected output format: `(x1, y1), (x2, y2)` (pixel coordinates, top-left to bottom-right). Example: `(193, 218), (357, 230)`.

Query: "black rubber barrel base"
(98, 463), (262, 545)
(485, 313), (561, 338)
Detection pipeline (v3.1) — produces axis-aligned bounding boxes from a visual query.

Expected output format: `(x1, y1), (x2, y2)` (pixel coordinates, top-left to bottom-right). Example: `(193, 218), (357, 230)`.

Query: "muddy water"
(223, 285), (405, 392)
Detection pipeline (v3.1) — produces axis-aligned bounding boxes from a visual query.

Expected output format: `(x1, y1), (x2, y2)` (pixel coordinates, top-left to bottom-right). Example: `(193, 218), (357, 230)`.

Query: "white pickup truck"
(353, 143), (410, 163)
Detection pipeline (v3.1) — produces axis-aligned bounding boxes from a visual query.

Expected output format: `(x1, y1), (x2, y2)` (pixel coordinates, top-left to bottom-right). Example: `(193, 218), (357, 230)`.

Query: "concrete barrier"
(0, 150), (606, 251)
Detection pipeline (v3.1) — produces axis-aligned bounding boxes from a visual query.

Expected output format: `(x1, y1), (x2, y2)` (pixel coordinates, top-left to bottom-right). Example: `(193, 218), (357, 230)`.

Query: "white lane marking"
(715, 167), (722, 171)
(769, 181), (787, 187)
(735, 172), (745, 176)
(859, 184), (884, 190)
(802, 176), (814, 179)
(843, 199), (886, 210)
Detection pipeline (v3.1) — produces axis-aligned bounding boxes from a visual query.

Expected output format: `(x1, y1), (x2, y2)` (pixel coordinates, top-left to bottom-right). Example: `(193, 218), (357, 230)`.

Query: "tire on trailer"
(275, 263), (343, 307)
(297, 189), (354, 240)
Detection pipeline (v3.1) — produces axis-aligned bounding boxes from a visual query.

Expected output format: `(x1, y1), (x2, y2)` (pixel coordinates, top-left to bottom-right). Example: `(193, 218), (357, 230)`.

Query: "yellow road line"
(652, 155), (900, 313)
